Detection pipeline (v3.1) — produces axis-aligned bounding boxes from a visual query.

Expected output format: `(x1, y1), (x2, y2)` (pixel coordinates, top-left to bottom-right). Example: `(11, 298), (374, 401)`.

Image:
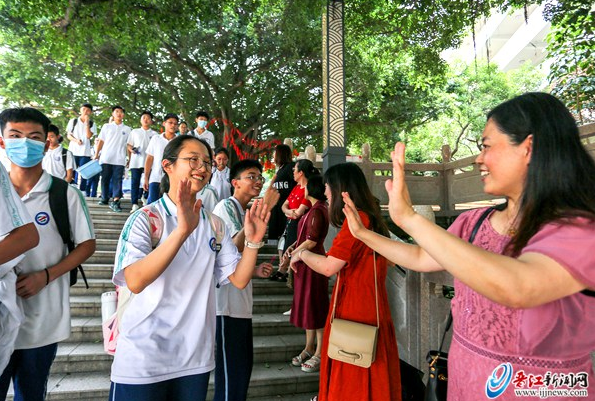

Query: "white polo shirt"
(211, 167), (231, 201)
(127, 128), (157, 169)
(145, 134), (174, 184)
(196, 184), (219, 212)
(98, 122), (131, 166)
(213, 197), (253, 319)
(111, 194), (240, 384)
(192, 129), (215, 149)
(42, 146), (76, 180)
(66, 117), (97, 157)
(15, 171), (95, 349)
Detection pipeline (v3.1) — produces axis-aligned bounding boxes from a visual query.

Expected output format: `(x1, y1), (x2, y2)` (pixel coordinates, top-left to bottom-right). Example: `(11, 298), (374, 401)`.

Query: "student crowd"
(0, 91), (594, 401)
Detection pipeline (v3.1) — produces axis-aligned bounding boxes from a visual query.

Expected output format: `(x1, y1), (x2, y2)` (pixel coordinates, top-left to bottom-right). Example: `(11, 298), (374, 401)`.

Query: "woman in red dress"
(285, 174), (330, 373)
(291, 163), (401, 401)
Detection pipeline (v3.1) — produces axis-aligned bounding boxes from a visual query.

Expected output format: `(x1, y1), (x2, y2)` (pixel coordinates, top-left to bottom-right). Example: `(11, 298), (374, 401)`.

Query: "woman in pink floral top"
(343, 92), (595, 401)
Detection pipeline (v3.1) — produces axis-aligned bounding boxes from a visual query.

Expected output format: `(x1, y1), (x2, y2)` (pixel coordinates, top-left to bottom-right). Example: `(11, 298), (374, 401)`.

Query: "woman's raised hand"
(341, 192), (367, 239)
(176, 178), (202, 236)
(386, 143), (416, 227)
(244, 199), (270, 244)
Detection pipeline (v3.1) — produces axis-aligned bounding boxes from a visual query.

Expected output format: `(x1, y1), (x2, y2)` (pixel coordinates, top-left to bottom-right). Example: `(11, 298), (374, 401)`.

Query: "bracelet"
(244, 239), (265, 249)
(44, 268), (50, 286)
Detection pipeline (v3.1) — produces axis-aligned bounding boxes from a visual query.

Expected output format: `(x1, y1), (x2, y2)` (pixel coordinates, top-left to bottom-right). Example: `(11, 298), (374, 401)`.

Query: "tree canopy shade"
(0, 0), (589, 161)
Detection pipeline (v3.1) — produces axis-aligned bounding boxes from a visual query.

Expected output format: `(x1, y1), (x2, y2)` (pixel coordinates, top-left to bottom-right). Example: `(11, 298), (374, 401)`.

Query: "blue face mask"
(4, 138), (46, 168)
(197, 120), (208, 129)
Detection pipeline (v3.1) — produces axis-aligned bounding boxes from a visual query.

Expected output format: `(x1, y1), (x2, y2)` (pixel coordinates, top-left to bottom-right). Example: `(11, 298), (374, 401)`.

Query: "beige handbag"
(327, 252), (379, 368)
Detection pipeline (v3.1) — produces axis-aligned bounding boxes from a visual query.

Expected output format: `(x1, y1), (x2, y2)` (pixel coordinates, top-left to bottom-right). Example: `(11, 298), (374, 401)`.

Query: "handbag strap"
(438, 205), (496, 353)
(330, 251), (379, 329)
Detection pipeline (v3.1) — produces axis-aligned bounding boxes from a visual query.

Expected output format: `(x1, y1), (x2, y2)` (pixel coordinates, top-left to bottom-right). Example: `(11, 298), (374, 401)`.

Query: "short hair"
(81, 103), (93, 111)
(140, 110), (154, 120)
(274, 144), (292, 166)
(48, 124), (63, 143)
(0, 107), (51, 138)
(195, 111), (210, 120)
(163, 113), (179, 123)
(179, 121), (188, 127)
(111, 105), (124, 113)
(230, 159), (262, 180)
(306, 174), (326, 201)
(214, 147), (230, 158)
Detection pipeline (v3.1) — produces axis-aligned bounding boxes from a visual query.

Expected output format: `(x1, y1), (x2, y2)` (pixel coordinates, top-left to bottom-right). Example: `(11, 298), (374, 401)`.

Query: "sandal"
(291, 350), (312, 367)
(310, 397), (318, 401)
(301, 355), (321, 373)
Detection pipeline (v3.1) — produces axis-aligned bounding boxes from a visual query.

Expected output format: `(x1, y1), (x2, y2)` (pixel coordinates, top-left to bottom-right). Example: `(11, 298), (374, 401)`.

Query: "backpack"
(61, 147), (68, 170)
(102, 204), (225, 355)
(48, 177), (89, 289)
(71, 118), (94, 130)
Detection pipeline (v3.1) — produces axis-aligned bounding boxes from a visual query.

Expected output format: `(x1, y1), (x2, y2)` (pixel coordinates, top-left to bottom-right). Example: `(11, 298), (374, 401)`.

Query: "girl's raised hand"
(177, 178), (202, 236)
(244, 199), (270, 244)
(385, 142), (416, 227)
(341, 192), (367, 239)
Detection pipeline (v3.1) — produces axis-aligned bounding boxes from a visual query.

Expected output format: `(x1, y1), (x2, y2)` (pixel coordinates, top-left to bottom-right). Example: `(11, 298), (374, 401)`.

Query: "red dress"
(289, 200), (330, 330)
(318, 212), (402, 401)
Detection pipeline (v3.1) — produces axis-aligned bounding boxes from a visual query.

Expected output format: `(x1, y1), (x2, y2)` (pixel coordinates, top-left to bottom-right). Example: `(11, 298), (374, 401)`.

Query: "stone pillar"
(322, 0), (346, 172)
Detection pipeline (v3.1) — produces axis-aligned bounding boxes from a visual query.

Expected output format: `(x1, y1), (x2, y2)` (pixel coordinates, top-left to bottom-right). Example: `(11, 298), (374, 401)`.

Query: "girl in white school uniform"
(109, 135), (271, 401)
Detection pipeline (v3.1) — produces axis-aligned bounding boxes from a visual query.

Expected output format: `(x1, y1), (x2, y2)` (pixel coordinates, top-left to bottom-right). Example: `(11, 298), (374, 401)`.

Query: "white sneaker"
(130, 204), (140, 214)
(283, 309), (291, 316)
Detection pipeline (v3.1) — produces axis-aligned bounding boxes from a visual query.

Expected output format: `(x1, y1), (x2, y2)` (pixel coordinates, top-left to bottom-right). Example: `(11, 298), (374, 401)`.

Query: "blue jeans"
(0, 343), (58, 401)
(109, 372), (210, 401)
(147, 182), (161, 204)
(87, 173), (100, 198)
(101, 163), (124, 202)
(129, 168), (144, 205)
(214, 316), (253, 401)
(73, 155), (91, 194)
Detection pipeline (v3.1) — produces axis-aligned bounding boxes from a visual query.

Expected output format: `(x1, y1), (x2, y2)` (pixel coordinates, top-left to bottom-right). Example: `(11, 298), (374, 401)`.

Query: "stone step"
(70, 293), (294, 317)
(94, 239), (119, 251)
(93, 228), (124, 240)
(52, 333), (307, 375)
(8, 361), (319, 401)
(84, 249), (280, 265)
(89, 220), (127, 230)
(71, 277), (293, 296)
(68, 311), (301, 343)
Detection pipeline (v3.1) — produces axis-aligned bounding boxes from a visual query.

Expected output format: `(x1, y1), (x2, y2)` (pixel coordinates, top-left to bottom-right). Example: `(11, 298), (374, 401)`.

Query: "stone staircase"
(8, 199), (319, 401)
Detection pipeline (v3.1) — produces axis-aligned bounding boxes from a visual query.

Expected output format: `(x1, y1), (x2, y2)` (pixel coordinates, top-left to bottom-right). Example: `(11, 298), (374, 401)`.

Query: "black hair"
(295, 159), (318, 180)
(306, 174), (326, 201)
(81, 103), (93, 111)
(195, 111), (210, 120)
(0, 107), (51, 138)
(324, 162), (388, 236)
(160, 135), (213, 195)
(230, 159), (262, 180)
(111, 105), (124, 113)
(140, 110), (154, 120)
(179, 121), (188, 127)
(487, 92), (595, 256)
(163, 113), (179, 123)
(215, 147), (230, 158)
(274, 144), (292, 166)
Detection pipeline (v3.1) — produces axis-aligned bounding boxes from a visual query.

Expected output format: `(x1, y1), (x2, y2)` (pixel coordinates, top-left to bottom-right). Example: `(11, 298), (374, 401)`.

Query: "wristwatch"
(244, 239), (265, 249)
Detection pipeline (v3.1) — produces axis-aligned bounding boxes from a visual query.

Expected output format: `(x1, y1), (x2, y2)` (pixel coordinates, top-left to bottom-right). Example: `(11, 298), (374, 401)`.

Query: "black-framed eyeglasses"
(173, 157), (212, 170)
(240, 175), (266, 183)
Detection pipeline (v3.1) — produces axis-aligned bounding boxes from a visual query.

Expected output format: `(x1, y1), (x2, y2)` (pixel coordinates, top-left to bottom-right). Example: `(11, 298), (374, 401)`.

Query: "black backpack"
(71, 118), (94, 130)
(61, 147), (68, 170)
(48, 177), (89, 289)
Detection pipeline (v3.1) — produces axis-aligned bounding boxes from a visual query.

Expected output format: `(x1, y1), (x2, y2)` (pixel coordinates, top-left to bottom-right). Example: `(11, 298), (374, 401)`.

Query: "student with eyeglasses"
(110, 135), (271, 401)
(212, 159), (280, 401)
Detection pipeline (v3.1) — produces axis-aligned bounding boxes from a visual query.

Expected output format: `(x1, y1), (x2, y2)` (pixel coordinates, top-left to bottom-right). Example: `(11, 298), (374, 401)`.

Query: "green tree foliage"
(544, 1), (595, 124)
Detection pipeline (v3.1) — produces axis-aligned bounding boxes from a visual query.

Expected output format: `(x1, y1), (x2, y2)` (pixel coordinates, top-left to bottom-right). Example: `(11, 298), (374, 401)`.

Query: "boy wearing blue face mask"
(192, 111), (215, 149)
(0, 107), (96, 401)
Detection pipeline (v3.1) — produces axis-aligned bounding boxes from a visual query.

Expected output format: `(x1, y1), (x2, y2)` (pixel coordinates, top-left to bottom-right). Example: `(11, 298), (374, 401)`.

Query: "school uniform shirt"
(42, 145), (76, 180)
(196, 184), (219, 212)
(213, 197), (253, 319)
(211, 166), (231, 201)
(145, 134), (174, 184)
(98, 122), (131, 166)
(14, 171), (95, 349)
(127, 128), (157, 169)
(66, 117), (97, 157)
(192, 128), (215, 149)
(111, 194), (240, 385)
